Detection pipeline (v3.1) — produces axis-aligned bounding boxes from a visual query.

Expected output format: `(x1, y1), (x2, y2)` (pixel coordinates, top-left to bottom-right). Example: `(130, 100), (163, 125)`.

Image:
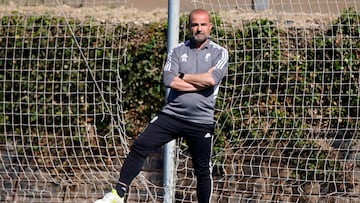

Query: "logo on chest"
(180, 53), (211, 63)
(205, 53), (211, 62)
(180, 54), (188, 62)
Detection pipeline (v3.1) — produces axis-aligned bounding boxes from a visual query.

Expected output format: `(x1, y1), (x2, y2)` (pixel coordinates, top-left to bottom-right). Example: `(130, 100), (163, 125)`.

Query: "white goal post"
(0, 0), (360, 202)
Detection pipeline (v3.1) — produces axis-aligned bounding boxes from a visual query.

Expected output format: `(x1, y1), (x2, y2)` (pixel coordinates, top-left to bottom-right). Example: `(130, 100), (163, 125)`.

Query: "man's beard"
(192, 33), (209, 44)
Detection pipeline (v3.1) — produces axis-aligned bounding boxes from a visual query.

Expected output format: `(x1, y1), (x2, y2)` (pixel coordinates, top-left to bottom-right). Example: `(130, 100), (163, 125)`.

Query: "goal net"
(0, 0), (359, 202)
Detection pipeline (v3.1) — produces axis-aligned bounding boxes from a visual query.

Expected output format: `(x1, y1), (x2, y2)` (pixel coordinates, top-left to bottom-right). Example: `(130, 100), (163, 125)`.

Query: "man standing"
(95, 8), (228, 203)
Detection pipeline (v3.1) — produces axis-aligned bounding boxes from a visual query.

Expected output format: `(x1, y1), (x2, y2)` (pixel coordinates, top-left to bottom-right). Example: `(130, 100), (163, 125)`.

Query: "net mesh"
(0, 0), (360, 202)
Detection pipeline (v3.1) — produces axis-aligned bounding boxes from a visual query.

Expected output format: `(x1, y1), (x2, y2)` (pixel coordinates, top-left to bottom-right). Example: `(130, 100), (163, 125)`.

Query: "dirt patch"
(0, 4), (337, 28)
(0, 4), (169, 25)
(218, 9), (337, 29)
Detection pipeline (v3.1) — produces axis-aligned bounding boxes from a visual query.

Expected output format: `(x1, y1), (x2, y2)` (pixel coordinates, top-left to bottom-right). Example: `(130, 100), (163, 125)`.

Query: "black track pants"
(116, 113), (214, 203)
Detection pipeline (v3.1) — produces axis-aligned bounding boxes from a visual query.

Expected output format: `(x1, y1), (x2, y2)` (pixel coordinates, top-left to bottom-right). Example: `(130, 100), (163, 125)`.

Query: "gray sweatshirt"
(161, 40), (228, 124)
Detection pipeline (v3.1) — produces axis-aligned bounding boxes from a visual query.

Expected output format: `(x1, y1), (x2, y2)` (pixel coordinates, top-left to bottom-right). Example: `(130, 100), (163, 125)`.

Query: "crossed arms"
(169, 68), (216, 92)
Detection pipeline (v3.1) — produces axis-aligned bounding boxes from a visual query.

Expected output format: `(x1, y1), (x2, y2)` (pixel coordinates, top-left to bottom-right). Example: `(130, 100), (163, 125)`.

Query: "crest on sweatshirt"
(180, 53), (188, 62)
(205, 53), (211, 62)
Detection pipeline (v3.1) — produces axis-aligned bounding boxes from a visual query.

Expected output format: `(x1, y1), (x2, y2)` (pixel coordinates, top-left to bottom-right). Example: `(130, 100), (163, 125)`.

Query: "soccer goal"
(0, 0), (360, 202)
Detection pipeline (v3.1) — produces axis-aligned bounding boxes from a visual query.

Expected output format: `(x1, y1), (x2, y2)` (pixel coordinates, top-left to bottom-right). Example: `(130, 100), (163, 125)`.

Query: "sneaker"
(95, 189), (124, 203)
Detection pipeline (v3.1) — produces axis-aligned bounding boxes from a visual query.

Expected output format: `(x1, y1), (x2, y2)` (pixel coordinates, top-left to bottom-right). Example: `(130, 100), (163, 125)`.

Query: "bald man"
(95, 9), (228, 203)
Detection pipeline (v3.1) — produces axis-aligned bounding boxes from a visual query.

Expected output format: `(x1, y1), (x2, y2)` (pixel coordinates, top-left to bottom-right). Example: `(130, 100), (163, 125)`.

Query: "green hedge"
(213, 8), (359, 185)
